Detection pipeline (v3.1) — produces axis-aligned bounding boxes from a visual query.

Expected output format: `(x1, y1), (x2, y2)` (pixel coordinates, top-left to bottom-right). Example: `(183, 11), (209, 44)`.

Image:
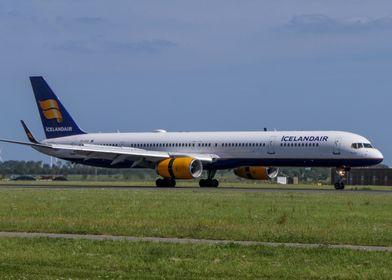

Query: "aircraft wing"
(51, 144), (217, 162)
(51, 143), (171, 164)
(0, 139), (218, 166)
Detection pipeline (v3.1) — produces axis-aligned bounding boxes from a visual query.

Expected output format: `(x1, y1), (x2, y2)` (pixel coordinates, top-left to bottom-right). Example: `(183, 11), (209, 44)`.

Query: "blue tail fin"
(30, 76), (86, 139)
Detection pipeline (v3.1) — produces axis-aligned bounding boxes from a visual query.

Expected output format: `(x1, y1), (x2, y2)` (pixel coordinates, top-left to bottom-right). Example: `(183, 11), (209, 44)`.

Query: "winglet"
(20, 120), (39, 144)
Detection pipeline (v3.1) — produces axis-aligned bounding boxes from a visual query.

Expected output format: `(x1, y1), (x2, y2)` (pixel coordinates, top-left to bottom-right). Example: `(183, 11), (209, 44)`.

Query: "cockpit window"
(352, 143), (373, 149)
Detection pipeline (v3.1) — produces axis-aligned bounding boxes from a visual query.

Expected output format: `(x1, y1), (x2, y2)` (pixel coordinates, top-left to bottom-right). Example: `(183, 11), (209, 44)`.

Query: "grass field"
(0, 237), (391, 279)
(0, 188), (391, 246)
(0, 187), (391, 279)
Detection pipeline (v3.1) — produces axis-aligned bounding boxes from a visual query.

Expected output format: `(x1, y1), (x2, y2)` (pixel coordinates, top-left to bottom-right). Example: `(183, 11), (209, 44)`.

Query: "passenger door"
(333, 138), (341, 155)
(267, 137), (276, 155)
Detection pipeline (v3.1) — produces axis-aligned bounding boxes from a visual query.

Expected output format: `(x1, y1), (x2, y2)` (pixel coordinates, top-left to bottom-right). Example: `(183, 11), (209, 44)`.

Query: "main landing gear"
(155, 170), (220, 188)
(156, 178), (176, 188)
(199, 170), (219, 188)
(334, 167), (350, 190)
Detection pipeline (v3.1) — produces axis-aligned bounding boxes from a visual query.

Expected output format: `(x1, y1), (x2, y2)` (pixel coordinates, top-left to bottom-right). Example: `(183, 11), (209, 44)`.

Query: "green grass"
(0, 237), (391, 279)
(0, 188), (392, 246)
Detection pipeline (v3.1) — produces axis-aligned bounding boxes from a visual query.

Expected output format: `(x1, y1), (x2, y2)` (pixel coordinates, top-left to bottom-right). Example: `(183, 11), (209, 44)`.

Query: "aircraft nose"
(374, 149), (384, 164)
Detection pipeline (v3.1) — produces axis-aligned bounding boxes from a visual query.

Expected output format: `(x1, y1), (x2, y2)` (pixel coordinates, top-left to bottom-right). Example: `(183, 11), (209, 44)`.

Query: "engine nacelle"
(234, 166), (279, 180)
(156, 158), (203, 179)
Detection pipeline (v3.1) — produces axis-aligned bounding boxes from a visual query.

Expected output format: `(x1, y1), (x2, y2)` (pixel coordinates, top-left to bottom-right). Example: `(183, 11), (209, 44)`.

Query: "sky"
(0, 0), (391, 165)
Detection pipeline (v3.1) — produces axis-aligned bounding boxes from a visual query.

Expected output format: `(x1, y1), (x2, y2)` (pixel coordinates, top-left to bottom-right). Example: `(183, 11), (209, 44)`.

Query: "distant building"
(331, 168), (392, 186)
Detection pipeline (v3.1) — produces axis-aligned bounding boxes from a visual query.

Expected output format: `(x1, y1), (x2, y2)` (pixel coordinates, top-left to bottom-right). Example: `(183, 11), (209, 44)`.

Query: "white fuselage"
(39, 130), (383, 170)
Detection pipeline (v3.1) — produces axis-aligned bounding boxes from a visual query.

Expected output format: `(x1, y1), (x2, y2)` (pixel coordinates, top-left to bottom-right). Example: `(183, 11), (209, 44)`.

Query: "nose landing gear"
(334, 167), (350, 190)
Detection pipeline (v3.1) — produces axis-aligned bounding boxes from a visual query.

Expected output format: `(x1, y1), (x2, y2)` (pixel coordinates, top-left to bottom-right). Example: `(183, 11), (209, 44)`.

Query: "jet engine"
(234, 166), (279, 180)
(156, 158), (203, 179)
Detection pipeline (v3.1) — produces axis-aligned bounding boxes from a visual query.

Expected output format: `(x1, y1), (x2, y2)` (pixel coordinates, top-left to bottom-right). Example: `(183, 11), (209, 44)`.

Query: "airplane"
(0, 77), (384, 189)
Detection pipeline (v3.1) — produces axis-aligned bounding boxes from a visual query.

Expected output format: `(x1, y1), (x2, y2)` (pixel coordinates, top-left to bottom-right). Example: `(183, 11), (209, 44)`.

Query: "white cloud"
(288, 15), (392, 33)
(52, 39), (178, 54)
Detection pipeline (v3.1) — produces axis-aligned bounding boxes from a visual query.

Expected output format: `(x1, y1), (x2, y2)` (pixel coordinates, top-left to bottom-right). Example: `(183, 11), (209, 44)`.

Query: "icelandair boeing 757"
(0, 77), (384, 189)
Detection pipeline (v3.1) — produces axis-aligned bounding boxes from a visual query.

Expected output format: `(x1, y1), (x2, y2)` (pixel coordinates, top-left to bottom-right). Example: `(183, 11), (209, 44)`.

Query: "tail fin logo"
(39, 99), (63, 123)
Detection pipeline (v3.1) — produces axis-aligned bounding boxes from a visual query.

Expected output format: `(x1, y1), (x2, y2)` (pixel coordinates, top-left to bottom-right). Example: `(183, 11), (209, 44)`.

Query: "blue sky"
(0, 0), (391, 165)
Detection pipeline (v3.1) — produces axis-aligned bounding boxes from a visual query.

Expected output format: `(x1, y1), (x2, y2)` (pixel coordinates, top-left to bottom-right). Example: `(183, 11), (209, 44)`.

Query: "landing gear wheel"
(199, 169), (220, 188)
(212, 179), (219, 188)
(334, 182), (345, 190)
(199, 179), (207, 188)
(156, 179), (163, 187)
(199, 179), (219, 188)
(156, 178), (176, 188)
(169, 179), (176, 188)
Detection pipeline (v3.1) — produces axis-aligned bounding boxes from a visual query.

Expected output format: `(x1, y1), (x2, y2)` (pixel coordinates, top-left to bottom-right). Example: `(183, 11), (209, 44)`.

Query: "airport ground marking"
(0, 231), (391, 253)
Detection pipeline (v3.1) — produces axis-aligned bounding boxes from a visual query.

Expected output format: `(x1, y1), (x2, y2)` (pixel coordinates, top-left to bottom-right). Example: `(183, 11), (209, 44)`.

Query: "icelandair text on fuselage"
(46, 127), (73, 132)
(281, 136), (328, 142)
